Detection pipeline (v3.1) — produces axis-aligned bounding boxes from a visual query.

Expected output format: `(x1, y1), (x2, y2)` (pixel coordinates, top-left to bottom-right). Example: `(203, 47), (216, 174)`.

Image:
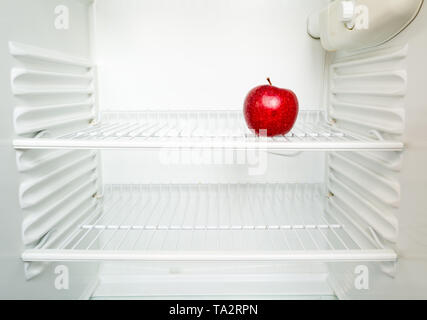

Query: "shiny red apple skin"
(243, 84), (299, 137)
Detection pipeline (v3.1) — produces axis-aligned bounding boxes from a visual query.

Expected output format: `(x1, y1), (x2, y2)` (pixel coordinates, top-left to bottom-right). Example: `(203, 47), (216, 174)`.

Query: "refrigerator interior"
(2, 0), (427, 299)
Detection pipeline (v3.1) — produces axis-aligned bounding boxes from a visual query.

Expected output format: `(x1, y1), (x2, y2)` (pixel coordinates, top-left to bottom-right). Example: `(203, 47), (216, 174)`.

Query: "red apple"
(243, 78), (299, 137)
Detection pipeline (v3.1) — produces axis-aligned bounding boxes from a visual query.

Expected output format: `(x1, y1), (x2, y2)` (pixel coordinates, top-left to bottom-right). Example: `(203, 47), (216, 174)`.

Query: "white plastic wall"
(95, 0), (328, 109)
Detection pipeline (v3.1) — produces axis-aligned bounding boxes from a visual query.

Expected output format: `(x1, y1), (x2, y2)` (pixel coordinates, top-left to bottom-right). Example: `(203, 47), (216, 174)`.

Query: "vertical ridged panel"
(10, 41), (95, 138)
(10, 42), (100, 278)
(326, 45), (405, 277)
(329, 45), (407, 139)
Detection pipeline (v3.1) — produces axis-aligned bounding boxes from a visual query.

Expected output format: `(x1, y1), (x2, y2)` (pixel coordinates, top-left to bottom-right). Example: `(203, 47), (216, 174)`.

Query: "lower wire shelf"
(22, 183), (397, 262)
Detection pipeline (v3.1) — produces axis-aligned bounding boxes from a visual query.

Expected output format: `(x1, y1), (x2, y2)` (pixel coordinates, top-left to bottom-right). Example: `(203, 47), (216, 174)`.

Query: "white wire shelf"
(13, 110), (404, 151)
(22, 183), (397, 262)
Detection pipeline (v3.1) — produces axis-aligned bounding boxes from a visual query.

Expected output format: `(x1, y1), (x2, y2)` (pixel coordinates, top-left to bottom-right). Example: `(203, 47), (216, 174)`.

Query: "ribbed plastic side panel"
(9, 42), (100, 278)
(9, 42), (96, 137)
(328, 44), (407, 139)
(326, 45), (406, 280)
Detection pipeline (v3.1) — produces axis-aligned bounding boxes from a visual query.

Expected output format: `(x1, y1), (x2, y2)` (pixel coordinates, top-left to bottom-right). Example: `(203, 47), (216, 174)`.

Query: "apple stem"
(267, 78), (272, 86)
